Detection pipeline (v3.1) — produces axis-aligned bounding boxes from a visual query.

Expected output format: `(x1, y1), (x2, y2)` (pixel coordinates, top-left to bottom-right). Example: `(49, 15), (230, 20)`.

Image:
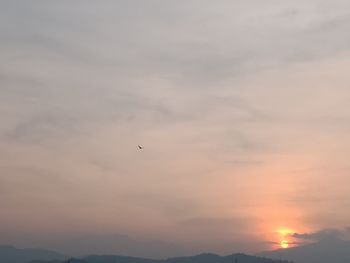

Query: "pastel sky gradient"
(1, 0), (350, 257)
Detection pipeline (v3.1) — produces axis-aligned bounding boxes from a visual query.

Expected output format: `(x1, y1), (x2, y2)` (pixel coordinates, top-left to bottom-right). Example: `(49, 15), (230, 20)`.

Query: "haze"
(1, 0), (350, 258)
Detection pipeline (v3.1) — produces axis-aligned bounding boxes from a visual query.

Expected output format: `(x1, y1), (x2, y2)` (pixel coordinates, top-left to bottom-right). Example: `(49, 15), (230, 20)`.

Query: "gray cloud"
(292, 228), (350, 241)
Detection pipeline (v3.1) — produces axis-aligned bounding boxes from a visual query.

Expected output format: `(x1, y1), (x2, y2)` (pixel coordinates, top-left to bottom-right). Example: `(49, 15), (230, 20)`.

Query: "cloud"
(2, 0), (350, 255)
(177, 216), (259, 240)
(179, 216), (256, 228)
(292, 228), (350, 241)
(126, 193), (200, 218)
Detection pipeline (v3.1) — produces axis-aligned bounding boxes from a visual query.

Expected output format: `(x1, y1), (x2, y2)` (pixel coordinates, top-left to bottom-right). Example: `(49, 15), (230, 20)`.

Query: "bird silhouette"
(138, 145), (143, 150)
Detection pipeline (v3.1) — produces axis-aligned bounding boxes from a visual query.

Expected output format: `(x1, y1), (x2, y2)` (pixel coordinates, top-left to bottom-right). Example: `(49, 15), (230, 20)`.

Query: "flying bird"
(138, 145), (143, 150)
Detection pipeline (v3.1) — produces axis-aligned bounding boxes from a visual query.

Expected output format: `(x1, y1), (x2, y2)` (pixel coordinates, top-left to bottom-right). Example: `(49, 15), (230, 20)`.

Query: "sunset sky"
(1, 0), (350, 257)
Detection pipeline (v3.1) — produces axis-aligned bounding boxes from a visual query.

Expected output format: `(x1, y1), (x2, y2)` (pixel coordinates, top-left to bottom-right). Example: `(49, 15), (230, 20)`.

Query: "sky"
(1, 0), (350, 258)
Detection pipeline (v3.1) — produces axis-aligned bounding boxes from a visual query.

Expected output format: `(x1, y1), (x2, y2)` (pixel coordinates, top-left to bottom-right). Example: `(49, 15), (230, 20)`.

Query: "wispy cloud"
(292, 228), (350, 241)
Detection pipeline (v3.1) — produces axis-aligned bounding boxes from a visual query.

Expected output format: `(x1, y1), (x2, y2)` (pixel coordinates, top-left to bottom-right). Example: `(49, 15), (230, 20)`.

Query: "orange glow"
(239, 157), (313, 251)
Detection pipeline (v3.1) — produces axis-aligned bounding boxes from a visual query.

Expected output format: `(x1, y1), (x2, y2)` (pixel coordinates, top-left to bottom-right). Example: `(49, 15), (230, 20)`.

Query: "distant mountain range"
(258, 237), (350, 263)
(9, 238), (350, 263)
(30, 253), (290, 263)
(0, 245), (66, 263)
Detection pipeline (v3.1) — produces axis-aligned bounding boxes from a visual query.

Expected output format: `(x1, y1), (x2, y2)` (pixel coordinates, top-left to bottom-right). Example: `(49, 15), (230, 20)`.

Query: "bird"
(138, 145), (143, 150)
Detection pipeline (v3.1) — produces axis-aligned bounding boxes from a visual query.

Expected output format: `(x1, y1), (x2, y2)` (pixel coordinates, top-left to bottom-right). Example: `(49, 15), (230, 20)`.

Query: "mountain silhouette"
(31, 253), (291, 263)
(31, 260), (86, 263)
(0, 245), (66, 263)
(258, 237), (350, 263)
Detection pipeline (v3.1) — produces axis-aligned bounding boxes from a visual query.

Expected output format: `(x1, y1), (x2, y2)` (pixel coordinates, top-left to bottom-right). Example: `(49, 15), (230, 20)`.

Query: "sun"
(277, 227), (293, 249)
(280, 240), (289, 249)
